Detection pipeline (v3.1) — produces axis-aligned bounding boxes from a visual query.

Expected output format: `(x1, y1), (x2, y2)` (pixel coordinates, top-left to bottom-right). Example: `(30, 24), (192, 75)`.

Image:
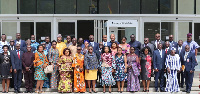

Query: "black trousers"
(177, 71), (184, 87)
(24, 72), (34, 91)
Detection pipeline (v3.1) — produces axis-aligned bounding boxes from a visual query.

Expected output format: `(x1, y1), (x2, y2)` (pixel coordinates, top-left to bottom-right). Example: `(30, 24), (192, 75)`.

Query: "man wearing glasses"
(151, 33), (165, 50)
(140, 38), (154, 55)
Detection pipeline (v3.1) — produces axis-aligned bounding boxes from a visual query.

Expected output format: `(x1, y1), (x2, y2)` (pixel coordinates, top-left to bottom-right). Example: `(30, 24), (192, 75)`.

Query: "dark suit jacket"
(22, 52), (35, 73)
(103, 42), (112, 47)
(14, 40), (26, 48)
(140, 43), (155, 55)
(180, 51), (196, 71)
(9, 45), (16, 52)
(153, 49), (166, 70)
(21, 46), (36, 53)
(151, 40), (165, 50)
(11, 50), (23, 70)
(89, 42), (99, 52)
(95, 49), (103, 60)
(169, 41), (178, 49)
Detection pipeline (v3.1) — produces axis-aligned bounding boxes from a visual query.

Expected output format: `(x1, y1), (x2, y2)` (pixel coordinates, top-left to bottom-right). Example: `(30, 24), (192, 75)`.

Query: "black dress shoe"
(181, 85), (184, 88)
(17, 90), (21, 93)
(184, 90), (187, 92)
(187, 90), (190, 93)
(25, 91), (29, 93)
(14, 90), (18, 93)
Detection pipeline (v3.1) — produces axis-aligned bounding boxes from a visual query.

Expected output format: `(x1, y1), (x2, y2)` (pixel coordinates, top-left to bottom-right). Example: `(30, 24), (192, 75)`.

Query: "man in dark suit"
(95, 42), (103, 86)
(164, 41), (171, 55)
(169, 35), (178, 49)
(141, 38), (154, 55)
(128, 34), (141, 56)
(11, 43), (23, 93)
(45, 36), (51, 52)
(153, 43), (166, 92)
(14, 33), (26, 48)
(9, 39), (15, 52)
(102, 35), (111, 47)
(21, 39), (36, 53)
(22, 45), (35, 93)
(151, 33), (165, 50)
(177, 40), (184, 88)
(89, 35), (99, 52)
(180, 45), (196, 93)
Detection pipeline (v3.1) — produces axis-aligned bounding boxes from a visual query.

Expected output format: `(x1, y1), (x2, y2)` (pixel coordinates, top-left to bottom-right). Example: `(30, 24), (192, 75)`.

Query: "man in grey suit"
(151, 33), (165, 50)
(141, 38), (154, 55)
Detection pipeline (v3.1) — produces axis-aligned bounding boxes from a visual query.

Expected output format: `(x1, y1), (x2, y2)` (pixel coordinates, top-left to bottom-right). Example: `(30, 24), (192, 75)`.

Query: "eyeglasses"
(144, 40), (148, 41)
(10, 41), (14, 42)
(89, 49), (93, 50)
(156, 36), (160, 37)
(77, 49), (82, 50)
(185, 48), (189, 49)
(130, 49), (135, 50)
(52, 44), (56, 45)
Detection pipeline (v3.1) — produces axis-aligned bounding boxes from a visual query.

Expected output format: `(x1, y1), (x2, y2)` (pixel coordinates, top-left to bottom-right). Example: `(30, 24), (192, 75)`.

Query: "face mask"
(31, 40), (35, 43)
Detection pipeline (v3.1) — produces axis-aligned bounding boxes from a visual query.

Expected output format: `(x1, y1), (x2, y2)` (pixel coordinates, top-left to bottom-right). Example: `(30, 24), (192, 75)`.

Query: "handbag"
(44, 64), (53, 74)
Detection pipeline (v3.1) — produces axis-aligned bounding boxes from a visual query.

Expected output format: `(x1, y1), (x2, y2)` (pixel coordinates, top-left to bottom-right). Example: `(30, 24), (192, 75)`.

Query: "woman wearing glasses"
(84, 46), (99, 93)
(72, 46), (86, 93)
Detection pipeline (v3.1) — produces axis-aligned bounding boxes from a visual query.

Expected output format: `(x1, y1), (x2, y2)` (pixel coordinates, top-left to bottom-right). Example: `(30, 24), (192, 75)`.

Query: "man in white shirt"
(0, 34), (9, 53)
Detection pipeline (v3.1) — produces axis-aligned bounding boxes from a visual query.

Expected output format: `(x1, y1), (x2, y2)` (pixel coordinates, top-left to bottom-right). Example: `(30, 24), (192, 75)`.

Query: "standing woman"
(110, 42), (118, 56)
(48, 40), (59, 89)
(33, 44), (48, 93)
(119, 37), (130, 55)
(84, 46), (99, 93)
(0, 45), (12, 93)
(72, 46), (86, 93)
(81, 40), (89, 55)
(58, 48), (73, 93)
(127, 47), (141, 92)
(140, 46), (152, 92)
(115, 47), (127, 93)
(165, 48), (181, 92)
(100, 46), (116, 93)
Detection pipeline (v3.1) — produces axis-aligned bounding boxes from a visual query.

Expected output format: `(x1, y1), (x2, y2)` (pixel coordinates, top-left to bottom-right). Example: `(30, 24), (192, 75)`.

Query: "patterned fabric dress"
(33, 52), (48, 80)
(100, 53), (116, 86)
(111, 48), (117, 56)
(119, 44), (130, 54)
(72, 53), (86, 92)
(140, 54), (152, 80)
(0, 54), (12, 79)
(115, 54), (127, 81)
(48, 48), (59, 89)
(58, 56), (73, 92)
(127, 54), (140, 91)
(165, 54), (181, 92)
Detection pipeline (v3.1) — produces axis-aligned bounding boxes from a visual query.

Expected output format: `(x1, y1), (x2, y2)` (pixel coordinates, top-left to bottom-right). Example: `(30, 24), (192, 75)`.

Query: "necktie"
(104, 42), (106, 46)
(157, 41), (159, 48)
(179, 48), (181, 54)
(159, 50), (162, 58)
(17, 51), (20, 59)
(165, 49), (167, 54)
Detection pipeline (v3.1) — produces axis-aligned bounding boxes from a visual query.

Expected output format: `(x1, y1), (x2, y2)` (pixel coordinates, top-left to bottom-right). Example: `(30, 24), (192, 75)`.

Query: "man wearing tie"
(11, 43), (23, 93)
(180, 45), (196, 93)
(141, 38), (154, 55)
(14, 33), (26, 48)
(177, 40), (184, 88)
(164, 41), (171, 55)
(169, 35), (178, 48)
(9, 39), (15, 88)
(102, 35), (111, 47)
(89, 35), (99, 52)
(151, 33), (165, 50)
(95, 42), (103, 86)
(153, 43), (166, 92)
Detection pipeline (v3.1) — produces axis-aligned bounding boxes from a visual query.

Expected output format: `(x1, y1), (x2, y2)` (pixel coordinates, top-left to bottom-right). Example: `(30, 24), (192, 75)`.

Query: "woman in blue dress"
(165, 48), (181, 92)
(115, 47), (127, 93)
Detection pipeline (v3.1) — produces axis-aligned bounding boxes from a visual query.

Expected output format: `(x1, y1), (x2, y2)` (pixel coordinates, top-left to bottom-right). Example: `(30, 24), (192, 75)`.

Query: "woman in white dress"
(165, 47), (181, 92)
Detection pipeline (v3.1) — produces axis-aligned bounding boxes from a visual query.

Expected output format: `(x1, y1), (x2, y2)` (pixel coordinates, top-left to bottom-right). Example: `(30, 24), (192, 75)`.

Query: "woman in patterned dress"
(81, 40), (89, 55)
(48, 40), (59, 89)
(127, 47), (141, 92)
(115, 47), (127, 93)
(139, 46), (152, 92)
(165, 48), (181, 92)
(58, 48), (73, 93)
(84, 46), (99, 93)
(34, 45), (49, 93)
(111, 42), (118, 56)
(0, 45), (12, 93)
(100, 46), (116, 93)
(72, 46), (86, 93)
(119, 37), (130, 55)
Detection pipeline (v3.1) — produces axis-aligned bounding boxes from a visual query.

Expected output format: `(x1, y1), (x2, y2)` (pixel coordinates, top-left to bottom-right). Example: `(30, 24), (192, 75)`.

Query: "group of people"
(0, 32), (198, 93)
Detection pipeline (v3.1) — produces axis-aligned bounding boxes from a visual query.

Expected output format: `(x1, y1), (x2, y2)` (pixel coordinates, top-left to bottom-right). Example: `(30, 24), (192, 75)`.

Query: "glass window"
(1, 0), (17, 14)
(194, 23), (200, 51)
(55, 0), (76, 14)
(118, 27), (136, 43)
(160, 0), (175, 14)
(36, 22), (51, 43)
(20, 22), (34, 40)
(77, 0), (97, 14)
(37, 0), (54, 14)
(197, 0), (200, 14)
(178, 22), (192, 42)
(178, 0), (194, 14)
(161, 22), (174, 41)
(142, 0), (158, 14)
(58, 22), (75, 41)
(120, 0), (140, 14)
(2, 22), (17, 41)
(19, 0), (36, 14)
(144, 22), (160, 42)
(77, 20), (94, 40)
(99, 0), (119, 14)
